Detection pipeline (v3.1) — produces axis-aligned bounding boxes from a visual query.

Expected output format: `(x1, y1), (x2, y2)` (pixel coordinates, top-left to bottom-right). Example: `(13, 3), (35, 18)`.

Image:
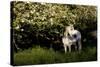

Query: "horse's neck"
(69, 30), (78, 36)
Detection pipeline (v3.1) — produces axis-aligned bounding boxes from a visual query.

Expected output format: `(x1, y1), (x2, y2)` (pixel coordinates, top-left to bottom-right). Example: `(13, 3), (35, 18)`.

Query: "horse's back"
(72, 30), (81, 40)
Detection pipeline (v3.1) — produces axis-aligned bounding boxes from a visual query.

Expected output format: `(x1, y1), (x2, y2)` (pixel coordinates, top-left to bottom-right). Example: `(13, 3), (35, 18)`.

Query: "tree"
(11, 1), (97, 49)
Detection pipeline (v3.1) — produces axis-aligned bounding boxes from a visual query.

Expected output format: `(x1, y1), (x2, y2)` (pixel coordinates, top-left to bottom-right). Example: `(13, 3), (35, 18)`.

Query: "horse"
(62, 24), (82, 53)
(62, 32), (77, 53)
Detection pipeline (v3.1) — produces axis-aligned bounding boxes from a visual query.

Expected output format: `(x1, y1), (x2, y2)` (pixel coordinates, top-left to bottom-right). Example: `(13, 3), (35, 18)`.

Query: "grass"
(14, 45), (97, 66)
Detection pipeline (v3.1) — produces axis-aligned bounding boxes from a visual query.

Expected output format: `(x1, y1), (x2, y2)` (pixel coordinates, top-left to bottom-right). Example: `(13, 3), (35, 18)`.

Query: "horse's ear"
(68, 24), (73, 26)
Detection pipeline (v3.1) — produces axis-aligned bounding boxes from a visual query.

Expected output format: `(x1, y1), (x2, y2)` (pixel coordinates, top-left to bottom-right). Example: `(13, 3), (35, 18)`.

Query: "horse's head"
(65, 24), (74, 36)
(65, 24), (74, 31)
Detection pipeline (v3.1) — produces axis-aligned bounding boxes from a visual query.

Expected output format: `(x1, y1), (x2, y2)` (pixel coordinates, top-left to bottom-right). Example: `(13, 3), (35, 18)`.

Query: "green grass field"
(14, 45), (97, 66)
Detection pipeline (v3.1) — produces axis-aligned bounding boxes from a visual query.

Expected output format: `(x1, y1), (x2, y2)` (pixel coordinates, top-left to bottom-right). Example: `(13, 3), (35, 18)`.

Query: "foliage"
(11, 1), (97, 49)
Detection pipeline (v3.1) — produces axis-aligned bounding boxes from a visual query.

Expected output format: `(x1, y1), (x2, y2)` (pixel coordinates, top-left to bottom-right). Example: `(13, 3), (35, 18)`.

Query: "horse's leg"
(74, 43), (77, 51)
(78, 40), (82, 51)
(64, 45), (67, 53)
(68, 45), (71, 52)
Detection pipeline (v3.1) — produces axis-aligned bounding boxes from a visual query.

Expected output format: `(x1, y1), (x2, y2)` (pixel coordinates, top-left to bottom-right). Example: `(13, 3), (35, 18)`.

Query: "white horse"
(62, 24), (82, 53)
